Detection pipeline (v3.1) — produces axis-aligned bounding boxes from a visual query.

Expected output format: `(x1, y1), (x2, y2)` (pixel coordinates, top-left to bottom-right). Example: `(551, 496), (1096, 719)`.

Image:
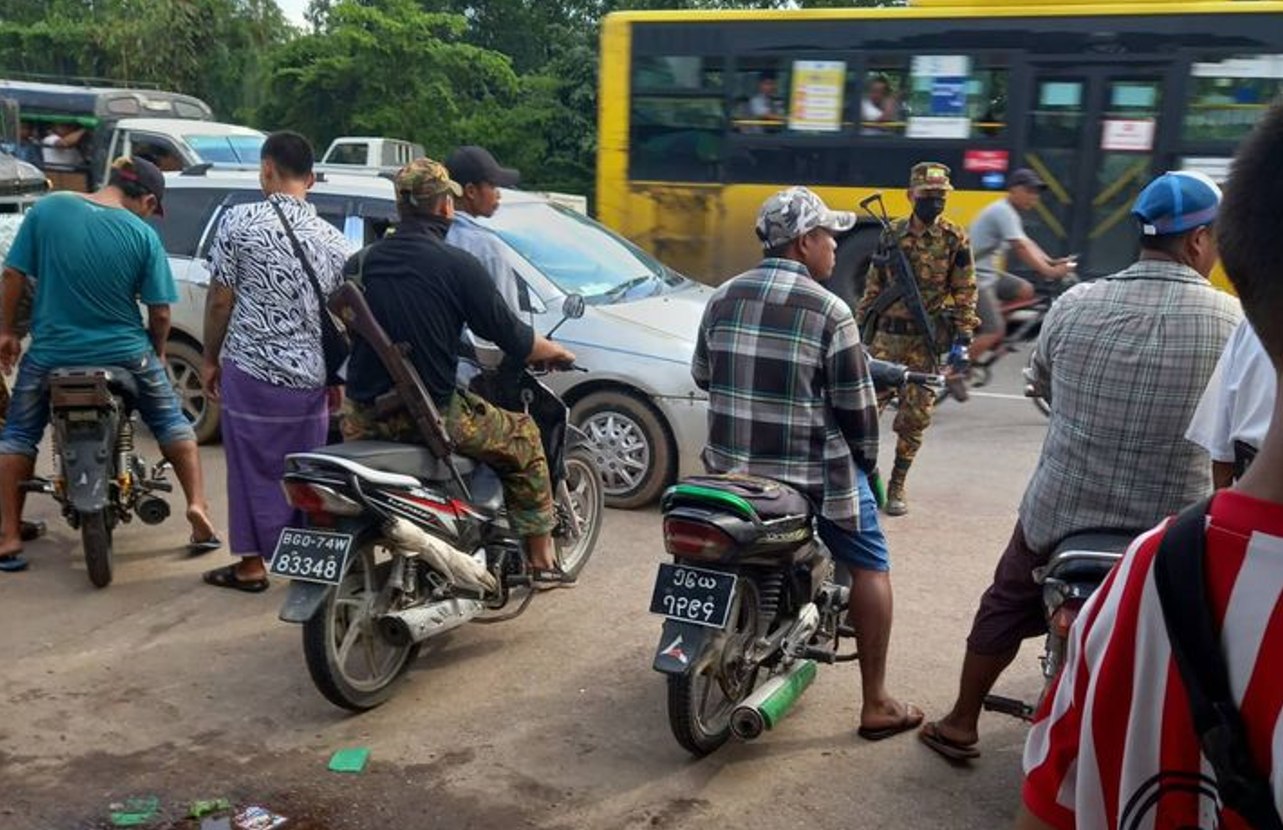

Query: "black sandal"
(530, 567), (577, 588)
(203, 564), (269, 593)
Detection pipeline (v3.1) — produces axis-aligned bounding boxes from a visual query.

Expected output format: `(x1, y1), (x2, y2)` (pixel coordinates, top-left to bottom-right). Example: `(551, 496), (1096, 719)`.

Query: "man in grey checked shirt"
(921, 171), (1241, 762)
(693, 186), (923, 741)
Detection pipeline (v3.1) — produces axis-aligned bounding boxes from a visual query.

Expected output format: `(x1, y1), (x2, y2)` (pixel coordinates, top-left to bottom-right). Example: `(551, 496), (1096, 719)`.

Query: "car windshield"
(184, 134), (264, 164)
(486, 201), (682, 302)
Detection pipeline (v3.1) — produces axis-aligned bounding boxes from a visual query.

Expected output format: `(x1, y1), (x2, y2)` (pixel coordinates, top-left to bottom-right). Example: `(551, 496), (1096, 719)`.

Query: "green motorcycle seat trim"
(661, 483), (759, 522)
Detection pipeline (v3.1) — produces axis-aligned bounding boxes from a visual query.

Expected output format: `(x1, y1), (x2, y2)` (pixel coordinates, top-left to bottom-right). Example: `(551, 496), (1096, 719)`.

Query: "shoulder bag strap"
(1154, 497), (1283, 830)
(268, 198), (331, 312)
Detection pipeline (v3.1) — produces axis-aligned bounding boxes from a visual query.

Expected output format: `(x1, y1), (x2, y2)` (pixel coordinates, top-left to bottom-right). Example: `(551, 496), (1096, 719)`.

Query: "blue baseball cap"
(1131, 171), (1222, 236)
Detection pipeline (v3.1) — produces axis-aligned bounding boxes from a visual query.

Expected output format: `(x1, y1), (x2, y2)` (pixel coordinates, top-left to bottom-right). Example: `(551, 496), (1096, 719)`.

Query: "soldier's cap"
(755, 187), (856, 250)
(394, 158), (463, 204)
(1131, 171), (1221, 236)
(909, 161), (954, 193)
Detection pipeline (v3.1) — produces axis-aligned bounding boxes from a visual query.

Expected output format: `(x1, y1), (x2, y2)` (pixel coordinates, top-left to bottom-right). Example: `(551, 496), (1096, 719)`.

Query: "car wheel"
(166, 340), (220, 444)
(571, 390), (674, 510)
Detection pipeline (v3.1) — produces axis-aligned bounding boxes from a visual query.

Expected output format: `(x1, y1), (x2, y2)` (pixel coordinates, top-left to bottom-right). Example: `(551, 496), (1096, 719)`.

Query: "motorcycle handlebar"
(906, 371), (945, 389)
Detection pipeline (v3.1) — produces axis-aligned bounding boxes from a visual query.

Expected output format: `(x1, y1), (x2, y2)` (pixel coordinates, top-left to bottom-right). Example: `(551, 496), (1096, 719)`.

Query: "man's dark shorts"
(966, 520), (1049, 655)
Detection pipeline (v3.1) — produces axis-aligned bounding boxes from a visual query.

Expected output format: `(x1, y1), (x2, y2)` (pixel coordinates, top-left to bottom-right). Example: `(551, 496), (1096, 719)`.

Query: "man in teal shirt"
(0, 157), (220, 571)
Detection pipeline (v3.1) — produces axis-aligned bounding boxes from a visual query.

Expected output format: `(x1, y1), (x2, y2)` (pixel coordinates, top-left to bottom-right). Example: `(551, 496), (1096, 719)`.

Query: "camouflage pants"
(340, 389), (555, 537)
(868, 332), (938, 472)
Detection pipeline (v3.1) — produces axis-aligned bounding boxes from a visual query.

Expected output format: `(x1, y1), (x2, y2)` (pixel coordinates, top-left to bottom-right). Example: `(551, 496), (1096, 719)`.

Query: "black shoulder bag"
(269, 199), (349, 385)
(1153, 498), (1283, 830)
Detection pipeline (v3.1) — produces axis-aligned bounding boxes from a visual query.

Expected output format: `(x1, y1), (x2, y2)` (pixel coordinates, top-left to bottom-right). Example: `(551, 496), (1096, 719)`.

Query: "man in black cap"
(969, 168), (1075, 362)
(444, 146), (525, 315)
(0, 156), (220, 571)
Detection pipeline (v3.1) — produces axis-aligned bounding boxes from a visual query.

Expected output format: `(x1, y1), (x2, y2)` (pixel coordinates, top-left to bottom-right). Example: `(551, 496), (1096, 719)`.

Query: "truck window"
(326, 143), (368, 165)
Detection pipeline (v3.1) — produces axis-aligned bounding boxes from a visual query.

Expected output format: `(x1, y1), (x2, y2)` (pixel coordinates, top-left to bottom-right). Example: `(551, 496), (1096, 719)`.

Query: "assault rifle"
(857, 192), (942, 373)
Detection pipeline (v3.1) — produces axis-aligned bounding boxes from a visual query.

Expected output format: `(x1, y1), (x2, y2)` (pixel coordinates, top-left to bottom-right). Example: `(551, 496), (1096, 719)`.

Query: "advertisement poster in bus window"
(1101, 119), (1155, 152)
(788, 60), (845, 132)
(908, 55), (971, 139)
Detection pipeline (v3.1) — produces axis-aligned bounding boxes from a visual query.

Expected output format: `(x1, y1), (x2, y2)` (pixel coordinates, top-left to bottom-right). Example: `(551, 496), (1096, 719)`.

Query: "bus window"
(732, 59), (788, 134)
(1185, 55), (1283, 142)
(630, 55), (725, 181)
(859, 60), (908, 135)
(901, 56), (1008, 139)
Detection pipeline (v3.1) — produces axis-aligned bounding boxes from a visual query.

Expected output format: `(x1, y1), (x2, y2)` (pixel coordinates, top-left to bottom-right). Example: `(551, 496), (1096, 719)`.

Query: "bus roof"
(0, 79), (213, 124)
(604, 1), (1283, 24)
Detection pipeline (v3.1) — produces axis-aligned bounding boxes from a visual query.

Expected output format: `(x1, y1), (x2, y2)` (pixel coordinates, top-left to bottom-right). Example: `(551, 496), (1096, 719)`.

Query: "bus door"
(1021, 64), (1178, 279)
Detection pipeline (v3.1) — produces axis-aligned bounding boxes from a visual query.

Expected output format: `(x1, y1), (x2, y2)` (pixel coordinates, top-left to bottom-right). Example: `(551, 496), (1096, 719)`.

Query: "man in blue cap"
(920, 170), (1241, 763)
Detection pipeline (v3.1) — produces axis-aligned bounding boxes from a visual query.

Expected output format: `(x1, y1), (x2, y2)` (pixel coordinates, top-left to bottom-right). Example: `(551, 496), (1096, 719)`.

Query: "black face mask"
(913, 196), (946, 224)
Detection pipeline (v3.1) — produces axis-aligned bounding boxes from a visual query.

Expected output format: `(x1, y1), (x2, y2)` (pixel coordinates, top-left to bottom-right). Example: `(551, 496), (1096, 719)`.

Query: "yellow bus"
(596, 0), (1283, 300)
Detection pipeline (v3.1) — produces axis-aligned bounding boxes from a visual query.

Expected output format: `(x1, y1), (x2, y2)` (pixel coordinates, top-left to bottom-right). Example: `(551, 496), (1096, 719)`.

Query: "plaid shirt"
(1020, 259), (1241, 552)
(693, 259), (879, 531)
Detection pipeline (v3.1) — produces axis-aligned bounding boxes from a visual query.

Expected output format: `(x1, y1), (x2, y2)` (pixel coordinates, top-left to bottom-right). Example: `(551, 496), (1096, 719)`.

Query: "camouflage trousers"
(340, 389), (555, 537)
(868, 332), (938, 472)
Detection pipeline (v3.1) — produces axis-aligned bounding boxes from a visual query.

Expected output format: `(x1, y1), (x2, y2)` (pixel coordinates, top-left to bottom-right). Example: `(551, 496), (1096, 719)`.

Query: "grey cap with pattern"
(755, 186), (856, 250)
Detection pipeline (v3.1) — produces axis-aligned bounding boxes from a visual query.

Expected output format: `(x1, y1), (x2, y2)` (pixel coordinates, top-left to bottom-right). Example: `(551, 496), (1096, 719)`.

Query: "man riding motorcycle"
(338, 158), (576, 583)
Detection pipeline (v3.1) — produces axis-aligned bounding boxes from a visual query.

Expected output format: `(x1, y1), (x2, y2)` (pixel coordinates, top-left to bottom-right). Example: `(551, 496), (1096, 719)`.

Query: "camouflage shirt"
(856, 216), (980, 339)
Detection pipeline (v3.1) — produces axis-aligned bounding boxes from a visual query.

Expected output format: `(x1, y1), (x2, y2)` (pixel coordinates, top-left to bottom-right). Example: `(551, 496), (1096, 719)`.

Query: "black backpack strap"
(1153, 497), (1283, 830)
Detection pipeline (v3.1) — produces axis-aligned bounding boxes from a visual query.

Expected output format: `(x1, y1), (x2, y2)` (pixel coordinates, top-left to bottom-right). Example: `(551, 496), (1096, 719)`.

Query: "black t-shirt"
(343, 216), (535, 406)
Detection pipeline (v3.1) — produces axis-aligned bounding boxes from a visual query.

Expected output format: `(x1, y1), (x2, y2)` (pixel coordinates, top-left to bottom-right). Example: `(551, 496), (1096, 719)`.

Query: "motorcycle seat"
(316, 440), (477, 482)
(1045, 531), (1136, 582)
(48, 366), (138, 410)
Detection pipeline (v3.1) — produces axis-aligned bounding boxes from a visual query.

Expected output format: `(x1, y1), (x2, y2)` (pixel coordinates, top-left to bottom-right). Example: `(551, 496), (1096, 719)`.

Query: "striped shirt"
(692, 258), (879, 531)
(1023, 489), (1283, 829)
(1021, 259), (1241, 552)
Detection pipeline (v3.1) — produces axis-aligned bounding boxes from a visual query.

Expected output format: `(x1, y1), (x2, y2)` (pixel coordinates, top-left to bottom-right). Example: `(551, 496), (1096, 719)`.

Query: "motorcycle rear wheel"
(667, 580), (761, 757)
(303, 541), (419, 711)
(80, 510), (113, 589)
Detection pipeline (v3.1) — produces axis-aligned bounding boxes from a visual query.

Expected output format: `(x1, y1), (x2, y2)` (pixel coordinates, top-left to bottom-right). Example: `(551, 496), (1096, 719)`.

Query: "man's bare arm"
(1213, 460), (1236, 490)
(146, 305), (171, 360)
(1013, 805), (1057, 830)
(0, 267), (24, 336)
(1011, 238), (1070, 279)
(202, 283), (235, 367)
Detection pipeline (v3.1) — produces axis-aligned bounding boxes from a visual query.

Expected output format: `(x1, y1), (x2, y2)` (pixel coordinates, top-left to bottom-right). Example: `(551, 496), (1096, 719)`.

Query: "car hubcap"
(169, 358), (206, 426)
(584, 411), (650, 496)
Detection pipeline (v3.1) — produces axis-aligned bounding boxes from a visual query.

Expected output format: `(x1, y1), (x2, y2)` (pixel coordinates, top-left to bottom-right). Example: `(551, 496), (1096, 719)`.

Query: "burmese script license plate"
(270, 528), (354, 585)
(648, 563), (737, 629)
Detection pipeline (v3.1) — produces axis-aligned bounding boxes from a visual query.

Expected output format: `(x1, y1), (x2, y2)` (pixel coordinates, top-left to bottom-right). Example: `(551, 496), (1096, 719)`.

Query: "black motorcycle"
(273, 290), (604, 711)
(23, 366), (173, 587)
(650, 360), (940, 756)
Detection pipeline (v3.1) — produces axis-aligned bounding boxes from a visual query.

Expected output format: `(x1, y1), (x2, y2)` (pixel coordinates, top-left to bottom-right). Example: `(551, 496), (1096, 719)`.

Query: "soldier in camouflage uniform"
(340, 157), (576, 582)
(856, 162), (979, 516)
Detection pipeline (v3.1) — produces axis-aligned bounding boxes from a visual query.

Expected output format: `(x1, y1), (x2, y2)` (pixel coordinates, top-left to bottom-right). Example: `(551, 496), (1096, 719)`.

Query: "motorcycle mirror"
(562, 294), (586, 320)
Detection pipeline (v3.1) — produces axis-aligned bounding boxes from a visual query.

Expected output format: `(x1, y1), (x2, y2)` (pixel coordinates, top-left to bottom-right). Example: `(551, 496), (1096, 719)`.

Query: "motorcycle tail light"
(663, 517), (733, 561)
(1050, 601), (1082, 640)
(281, 481), (363, 519)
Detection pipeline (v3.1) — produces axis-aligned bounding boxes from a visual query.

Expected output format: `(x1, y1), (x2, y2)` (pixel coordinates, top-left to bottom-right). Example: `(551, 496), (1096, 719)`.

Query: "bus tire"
(830, 225), (882, 314)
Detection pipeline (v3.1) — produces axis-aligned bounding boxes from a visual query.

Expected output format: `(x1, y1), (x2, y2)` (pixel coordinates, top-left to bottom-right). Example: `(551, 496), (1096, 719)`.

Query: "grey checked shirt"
(1020, 259), (1241, 552)
(693, 259), (879, 531)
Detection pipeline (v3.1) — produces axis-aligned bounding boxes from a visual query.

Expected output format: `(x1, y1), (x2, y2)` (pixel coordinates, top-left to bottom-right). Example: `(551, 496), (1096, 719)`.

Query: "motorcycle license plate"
(648, 563), (737, 629)
(270, 528), (354, 585)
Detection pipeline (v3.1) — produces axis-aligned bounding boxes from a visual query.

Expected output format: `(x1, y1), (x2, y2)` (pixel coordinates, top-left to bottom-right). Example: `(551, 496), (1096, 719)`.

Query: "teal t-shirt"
(4, 192), (178, 365)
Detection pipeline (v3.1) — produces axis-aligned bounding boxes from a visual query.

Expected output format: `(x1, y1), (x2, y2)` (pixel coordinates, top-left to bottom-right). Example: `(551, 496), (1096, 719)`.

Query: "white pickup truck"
(316, 136), (424, 174)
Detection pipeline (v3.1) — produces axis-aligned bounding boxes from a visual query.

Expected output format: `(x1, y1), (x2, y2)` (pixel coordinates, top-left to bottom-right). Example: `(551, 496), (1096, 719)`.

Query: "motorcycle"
(983, 530), (1135, 720)
(22, 366), (174, 587)
(650, 360), (941, 756)
(273, 289), (604, 711)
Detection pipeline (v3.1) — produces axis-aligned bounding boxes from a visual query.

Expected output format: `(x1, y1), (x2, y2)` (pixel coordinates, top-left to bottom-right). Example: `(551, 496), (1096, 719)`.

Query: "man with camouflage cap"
(693, 186), (924, 741)
(857, 162), (979, 516)
(341, 157), (578, 583)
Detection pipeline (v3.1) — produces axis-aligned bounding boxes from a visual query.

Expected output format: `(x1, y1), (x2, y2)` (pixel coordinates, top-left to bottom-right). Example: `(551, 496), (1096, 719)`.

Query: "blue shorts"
(0, 351), (196, 457)
(816, 475), (890, 573)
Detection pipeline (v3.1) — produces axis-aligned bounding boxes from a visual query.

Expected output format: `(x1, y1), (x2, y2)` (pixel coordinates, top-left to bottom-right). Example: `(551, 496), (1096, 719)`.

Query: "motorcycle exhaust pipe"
(730, 659), (818, 741)
(136, 495), (170, 525)
(377, 598), (483, 647)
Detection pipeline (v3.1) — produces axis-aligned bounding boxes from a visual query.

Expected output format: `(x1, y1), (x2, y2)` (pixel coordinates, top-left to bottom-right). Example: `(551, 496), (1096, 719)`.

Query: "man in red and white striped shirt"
(1018, 100), (1283, 830)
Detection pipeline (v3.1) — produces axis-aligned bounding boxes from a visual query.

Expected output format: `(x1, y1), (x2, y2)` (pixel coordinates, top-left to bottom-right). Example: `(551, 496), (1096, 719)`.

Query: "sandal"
(918, 721), (981, 761)
(857, 703), (924, 741)
(188, 535), (224, 556)
(203, 563), (269, 593)
(530, 567), (577, 589)
(0, 552), (28, 573)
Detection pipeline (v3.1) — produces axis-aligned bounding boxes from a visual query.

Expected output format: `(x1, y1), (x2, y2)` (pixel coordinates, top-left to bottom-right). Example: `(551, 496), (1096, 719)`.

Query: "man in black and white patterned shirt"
(200, 132), (355, 592)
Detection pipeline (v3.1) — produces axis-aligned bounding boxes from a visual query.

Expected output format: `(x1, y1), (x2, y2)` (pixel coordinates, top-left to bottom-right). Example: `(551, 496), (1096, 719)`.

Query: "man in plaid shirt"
(693, 186), (923, 741)
(920, 171), (1241, 763)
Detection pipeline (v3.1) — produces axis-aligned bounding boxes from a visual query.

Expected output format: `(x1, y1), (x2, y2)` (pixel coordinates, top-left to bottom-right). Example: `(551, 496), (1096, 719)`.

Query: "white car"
(149, 169), (710, 508)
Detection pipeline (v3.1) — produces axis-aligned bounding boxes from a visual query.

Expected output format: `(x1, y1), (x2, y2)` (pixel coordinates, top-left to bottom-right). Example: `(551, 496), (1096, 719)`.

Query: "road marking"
(968, 391), (1038, 402)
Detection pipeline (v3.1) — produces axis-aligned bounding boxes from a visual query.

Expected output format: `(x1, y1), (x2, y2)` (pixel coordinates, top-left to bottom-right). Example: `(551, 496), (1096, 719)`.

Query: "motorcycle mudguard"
(61, 432), (115, 514)
(652, 620), (718, 675)
(278, 580), (332, 623)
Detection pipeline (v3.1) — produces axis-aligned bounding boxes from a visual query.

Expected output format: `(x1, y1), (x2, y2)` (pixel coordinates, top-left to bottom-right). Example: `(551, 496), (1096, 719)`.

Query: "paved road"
(2, 359), (1053, 829)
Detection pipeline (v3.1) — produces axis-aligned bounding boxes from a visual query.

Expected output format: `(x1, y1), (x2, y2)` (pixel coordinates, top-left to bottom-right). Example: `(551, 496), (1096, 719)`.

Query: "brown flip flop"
(918, 721), (981, 761)
(857, 703), (925, 741)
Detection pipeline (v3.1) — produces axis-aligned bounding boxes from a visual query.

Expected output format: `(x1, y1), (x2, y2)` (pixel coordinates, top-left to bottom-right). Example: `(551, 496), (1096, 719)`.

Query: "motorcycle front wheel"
(302, 540), (419, 711)
(555, 448), (604, 579)
(80, 510), (113, 589)
(667, 579), (761, 757)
